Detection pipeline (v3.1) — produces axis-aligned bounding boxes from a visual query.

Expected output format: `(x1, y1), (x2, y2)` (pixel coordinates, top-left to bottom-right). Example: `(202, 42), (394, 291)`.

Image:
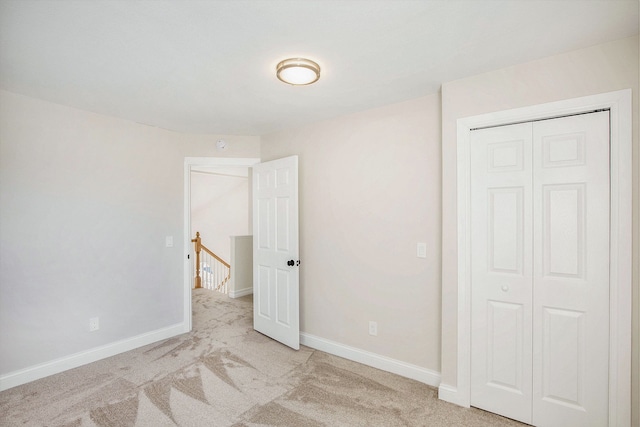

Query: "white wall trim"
(301, 332), (441, 387)
(438, 383), (467, 407)
(183, 157), (260, 332)
(228, 287), (253, 298)
(0, 323), (186, 392)
(184, 157), (262, 167)
(446, 89), (632, 426)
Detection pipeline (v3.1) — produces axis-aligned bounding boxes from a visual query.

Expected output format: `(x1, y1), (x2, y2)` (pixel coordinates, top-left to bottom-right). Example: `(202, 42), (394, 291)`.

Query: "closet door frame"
(449, 89), (632, 426)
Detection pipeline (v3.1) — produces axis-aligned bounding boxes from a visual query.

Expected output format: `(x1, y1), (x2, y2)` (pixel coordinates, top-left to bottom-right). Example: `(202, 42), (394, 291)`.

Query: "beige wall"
(261, 94), (442, 370)
(191, 172), (249, 262)
(440, 35), (639, 423)
(229, 235), (253, 297)
(0, 89), (259, 376)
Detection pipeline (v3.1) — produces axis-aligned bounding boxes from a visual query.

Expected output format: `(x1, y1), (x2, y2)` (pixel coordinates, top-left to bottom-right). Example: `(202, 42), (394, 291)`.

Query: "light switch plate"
(417, 242), (427, 258)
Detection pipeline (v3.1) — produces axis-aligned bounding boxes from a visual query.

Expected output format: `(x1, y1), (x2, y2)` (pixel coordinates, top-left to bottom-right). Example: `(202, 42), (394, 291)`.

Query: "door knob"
(287, 260), (295, 266)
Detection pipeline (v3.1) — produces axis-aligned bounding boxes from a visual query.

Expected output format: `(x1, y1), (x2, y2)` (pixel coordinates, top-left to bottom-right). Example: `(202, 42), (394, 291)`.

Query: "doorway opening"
(183, 157), (260, 331)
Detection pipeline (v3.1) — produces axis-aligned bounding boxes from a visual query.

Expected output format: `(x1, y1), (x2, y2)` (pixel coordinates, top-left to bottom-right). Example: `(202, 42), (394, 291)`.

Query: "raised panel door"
(470, 111), (610, 427)
(532, 112), (609, 427)
(470, 123), (533, 424)
(252, 156), (300, 350)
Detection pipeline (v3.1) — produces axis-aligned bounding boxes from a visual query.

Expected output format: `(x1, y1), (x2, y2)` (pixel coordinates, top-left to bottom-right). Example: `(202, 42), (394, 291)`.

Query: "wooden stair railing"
(191, 232), (231, 293)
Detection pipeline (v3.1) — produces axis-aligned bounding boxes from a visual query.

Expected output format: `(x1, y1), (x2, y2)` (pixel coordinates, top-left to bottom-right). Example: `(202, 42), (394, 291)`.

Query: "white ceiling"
(0, 1), (637, 136)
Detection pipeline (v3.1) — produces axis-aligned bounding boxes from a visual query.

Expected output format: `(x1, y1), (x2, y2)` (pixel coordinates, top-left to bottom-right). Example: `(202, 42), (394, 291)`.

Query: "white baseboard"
(438, 383), (469, 407)
(228, 287), (253, 298)
(300, 332), (441, 387)
(0, 323), (187, 392)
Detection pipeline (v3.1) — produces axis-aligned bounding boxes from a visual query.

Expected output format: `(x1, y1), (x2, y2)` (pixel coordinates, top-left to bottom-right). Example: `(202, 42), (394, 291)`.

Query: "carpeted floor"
(0, 289), (525, 426)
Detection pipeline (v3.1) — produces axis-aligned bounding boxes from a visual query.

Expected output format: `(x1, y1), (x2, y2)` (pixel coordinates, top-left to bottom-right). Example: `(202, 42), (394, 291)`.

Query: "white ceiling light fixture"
(276, 58), (321, 85)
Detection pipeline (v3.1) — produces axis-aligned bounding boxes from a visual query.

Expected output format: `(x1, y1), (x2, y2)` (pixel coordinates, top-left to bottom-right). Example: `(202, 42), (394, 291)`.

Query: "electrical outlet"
(369, 321), (377, 336)
(89, 317), (99, 332)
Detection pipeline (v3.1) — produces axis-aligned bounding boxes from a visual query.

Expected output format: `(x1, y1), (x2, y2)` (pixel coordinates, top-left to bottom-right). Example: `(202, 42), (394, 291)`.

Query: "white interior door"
(252, 156), (300, 350)
(531, 112), (609, 426)
(470, 122), (534, 424)
(470, 111), (610, 426)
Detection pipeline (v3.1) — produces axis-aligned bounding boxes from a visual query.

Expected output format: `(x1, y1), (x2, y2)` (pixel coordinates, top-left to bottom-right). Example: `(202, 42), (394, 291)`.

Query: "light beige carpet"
(0, 289), (525, 426)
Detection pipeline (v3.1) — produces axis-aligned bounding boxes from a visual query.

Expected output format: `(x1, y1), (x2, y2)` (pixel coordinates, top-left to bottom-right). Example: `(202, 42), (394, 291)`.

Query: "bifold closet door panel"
(470, 111), (610, 427)
(470, 122), (534, 425)
(531, 111), (610, 427)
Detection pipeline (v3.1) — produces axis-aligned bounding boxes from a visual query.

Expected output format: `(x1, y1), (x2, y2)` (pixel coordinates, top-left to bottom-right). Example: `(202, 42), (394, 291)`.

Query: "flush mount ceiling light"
(276, 58), (321, 85)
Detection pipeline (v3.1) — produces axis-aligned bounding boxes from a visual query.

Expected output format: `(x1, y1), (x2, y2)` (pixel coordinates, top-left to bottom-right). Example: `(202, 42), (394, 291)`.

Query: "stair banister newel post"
(191, 232), (231, 293)
(191, 231), (202, 289)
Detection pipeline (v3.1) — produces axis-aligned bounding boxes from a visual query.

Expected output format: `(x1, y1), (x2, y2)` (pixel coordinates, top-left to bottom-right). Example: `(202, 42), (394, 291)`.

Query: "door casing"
(439, 89), (632, 426)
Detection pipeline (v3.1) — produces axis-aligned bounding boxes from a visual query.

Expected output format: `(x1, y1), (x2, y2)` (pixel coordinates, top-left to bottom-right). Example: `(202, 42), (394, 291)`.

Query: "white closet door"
(470, 123), (534, 424)
(470, 111), (610, 427)
(532, 112), (609, 427)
